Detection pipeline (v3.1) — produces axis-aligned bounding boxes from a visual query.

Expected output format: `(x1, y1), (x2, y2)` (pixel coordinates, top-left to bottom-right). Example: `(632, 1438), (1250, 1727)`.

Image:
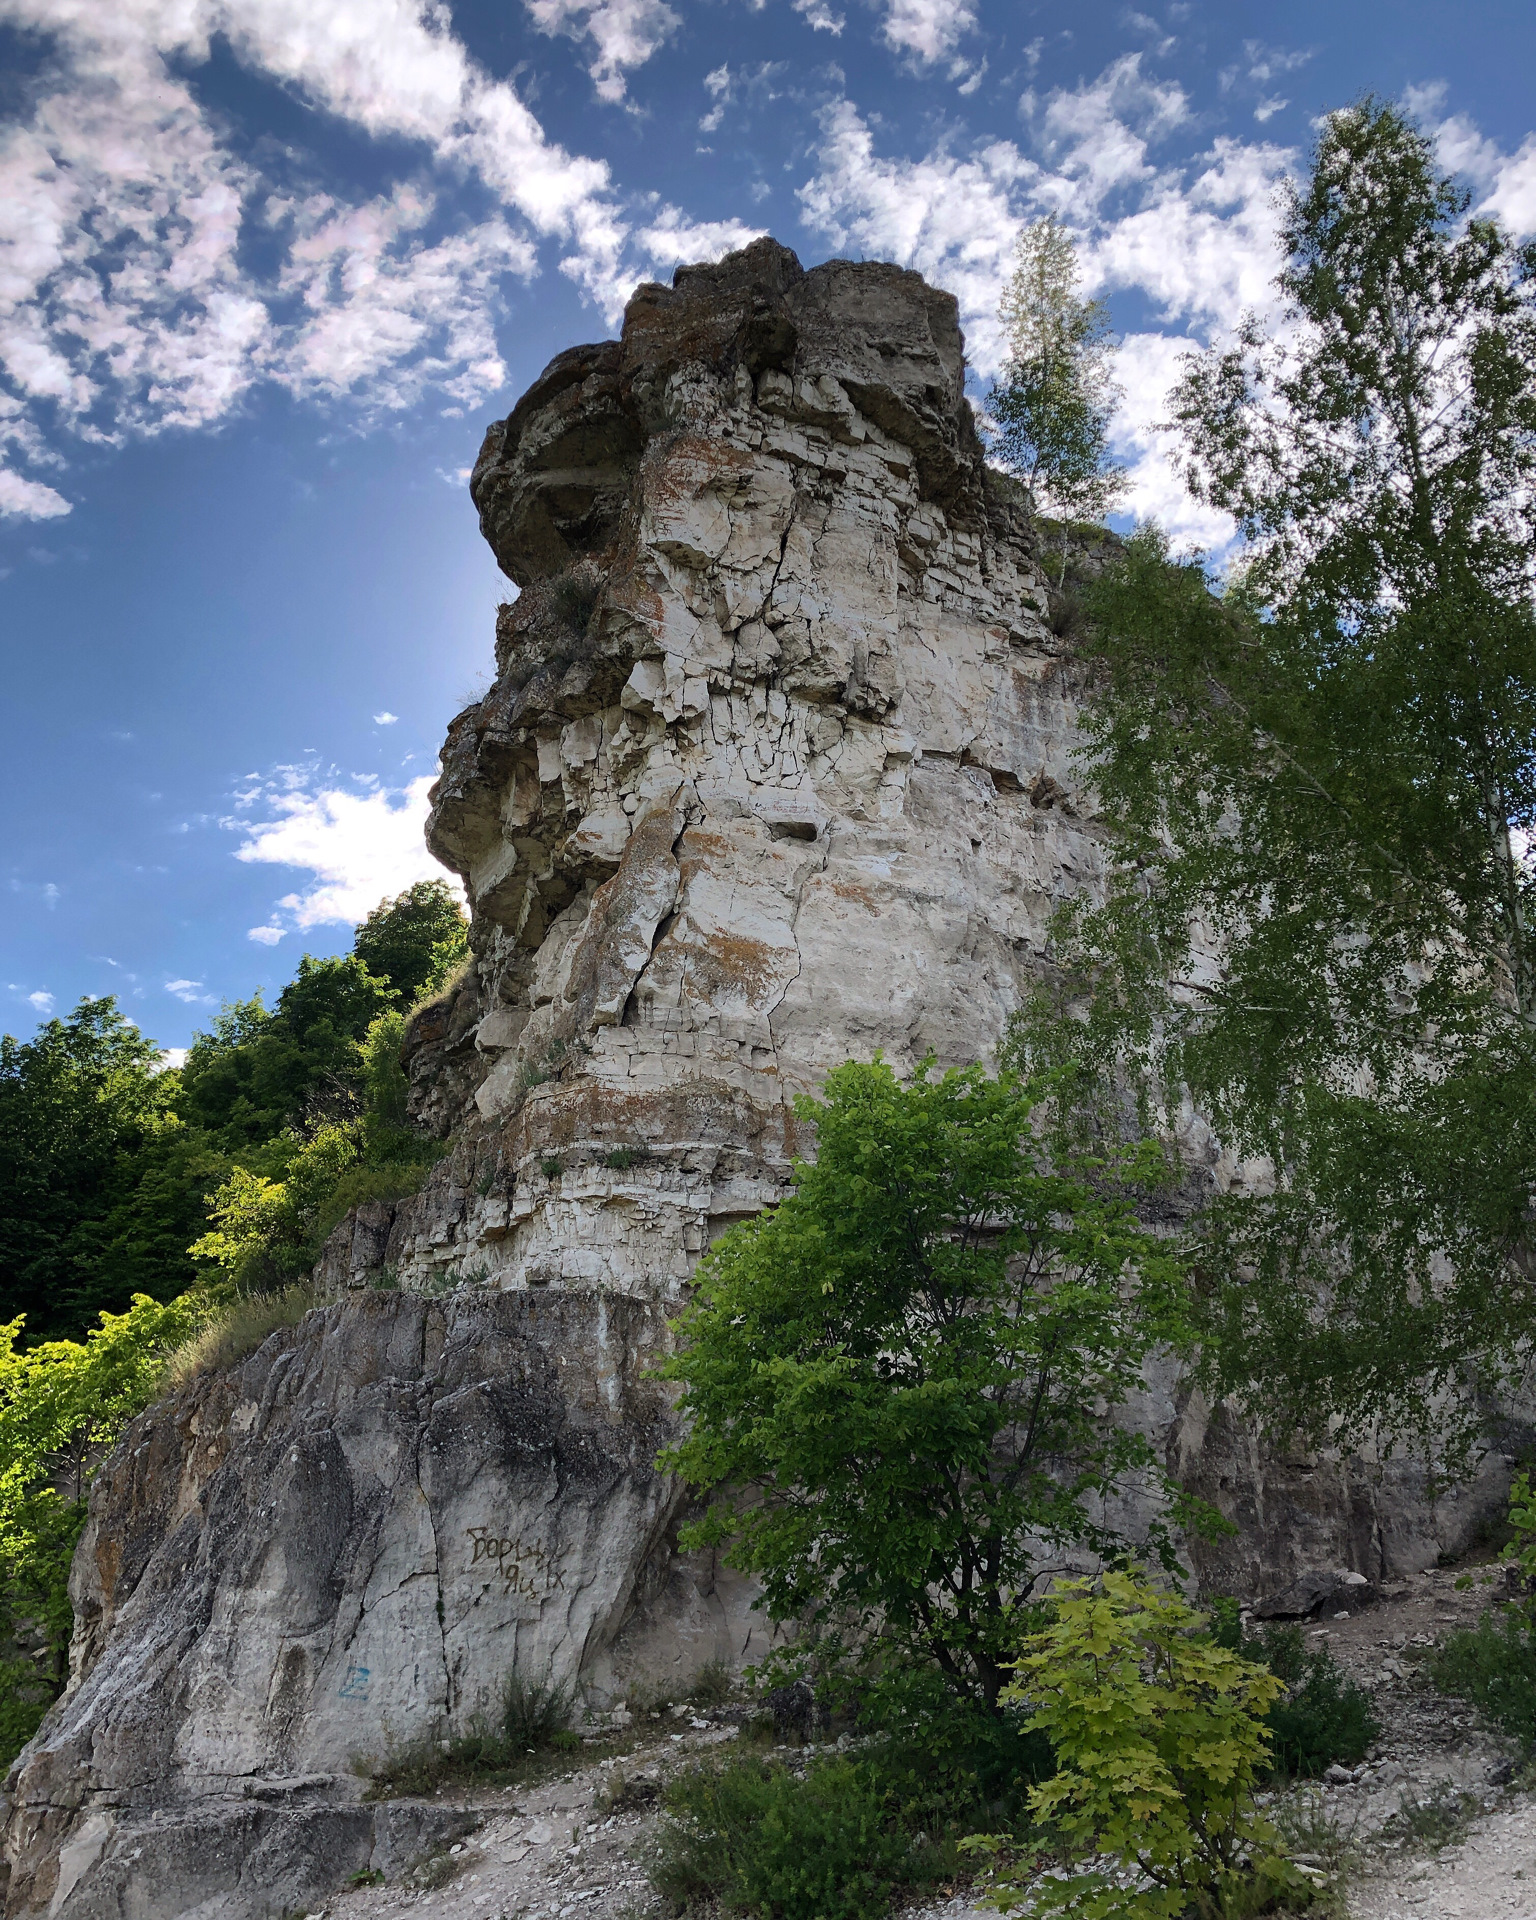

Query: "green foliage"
(352, 880), (469, 1010)
(1429, 1470), (1536, 1748)
(1204, 1615), (1377, 1778)
(1261, 1643), (1377, 1780)
(1019, 100), (1536, 1458)
(981, 1570), (1306, 1920)
(651, 1754), (941, 1920)
(0, 1294), (201, 1762)
(660, 1057), (1192, 1718)
(179, 956), (397, 1148)
(991, 218), (1125, 536)
(0, 999), (209, 1341)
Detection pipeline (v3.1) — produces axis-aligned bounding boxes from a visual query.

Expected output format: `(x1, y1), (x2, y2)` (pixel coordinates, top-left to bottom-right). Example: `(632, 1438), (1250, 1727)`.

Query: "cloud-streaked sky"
(2, 0), (1532, 1048)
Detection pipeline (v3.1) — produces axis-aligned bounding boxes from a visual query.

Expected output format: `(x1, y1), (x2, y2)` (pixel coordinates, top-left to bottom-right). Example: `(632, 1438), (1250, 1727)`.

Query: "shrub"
(1263, 1643), (1378, 1779)
(1209, 1610), (1379, 1779)
(979, 1570), (1312, 1920)
(1431, 1611), (1536, 1751)
(660, 1058), (1191, 1723)
(651, 1755), (938, 1920)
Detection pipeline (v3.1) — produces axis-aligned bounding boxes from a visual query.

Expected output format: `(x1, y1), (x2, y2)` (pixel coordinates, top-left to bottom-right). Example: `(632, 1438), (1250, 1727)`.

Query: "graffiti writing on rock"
(466, 1527), (569, 1600)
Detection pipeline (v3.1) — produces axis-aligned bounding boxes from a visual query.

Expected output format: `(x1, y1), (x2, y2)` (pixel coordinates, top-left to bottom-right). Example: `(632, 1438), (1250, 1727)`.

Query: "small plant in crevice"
(686, 1659), (734, 1708)
(602, 1145), (649, 1171)
(552, 570), (602, 638)
(541, 1157), (564, 1181)
(360, 1668), (582, 1798)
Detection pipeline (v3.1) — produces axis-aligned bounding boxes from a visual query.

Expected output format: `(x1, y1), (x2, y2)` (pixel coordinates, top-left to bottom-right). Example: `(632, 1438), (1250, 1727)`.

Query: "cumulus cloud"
(229, 768), (458, 933)
(164, 978), (214, 1004)
(0, 0), (754, 515)
(879, 0), (976, 66)
(26, 990), (53, 1015)
(525, 0), (681, 104)
(157, 1046), (189, 1070)
(799, 57), (1292, 545)
(374, 711), (399, 726)
(1411, 89), (1536, 239)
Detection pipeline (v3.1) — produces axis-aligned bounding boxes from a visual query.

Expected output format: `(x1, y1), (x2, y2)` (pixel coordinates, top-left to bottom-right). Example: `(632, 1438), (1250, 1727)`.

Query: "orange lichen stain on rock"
(821, 876), (883, 911)
(646, 434), (754, 510)
(650, 926), (794, 1008)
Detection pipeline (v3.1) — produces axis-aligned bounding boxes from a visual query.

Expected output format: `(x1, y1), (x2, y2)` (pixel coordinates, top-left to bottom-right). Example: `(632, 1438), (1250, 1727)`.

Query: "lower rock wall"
(0, 1293), (753, 1920)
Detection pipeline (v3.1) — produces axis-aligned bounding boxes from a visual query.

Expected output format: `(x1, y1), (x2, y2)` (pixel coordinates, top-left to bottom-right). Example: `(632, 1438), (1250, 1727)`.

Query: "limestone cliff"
(327, 237), (1093, 1303)
(2, 240), (1517, 1920)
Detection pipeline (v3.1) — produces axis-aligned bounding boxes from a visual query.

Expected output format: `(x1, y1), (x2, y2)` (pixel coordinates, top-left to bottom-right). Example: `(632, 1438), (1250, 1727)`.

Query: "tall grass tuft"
(162, 1286), (317, 1389)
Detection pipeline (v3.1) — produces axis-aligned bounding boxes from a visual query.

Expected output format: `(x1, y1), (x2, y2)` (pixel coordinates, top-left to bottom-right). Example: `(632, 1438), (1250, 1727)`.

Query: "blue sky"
(2, 0), (1533, 1057)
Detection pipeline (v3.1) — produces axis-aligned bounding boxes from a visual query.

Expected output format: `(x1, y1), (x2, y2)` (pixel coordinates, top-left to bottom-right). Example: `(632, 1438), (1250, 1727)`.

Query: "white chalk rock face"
(384, 238), (1095, 1301)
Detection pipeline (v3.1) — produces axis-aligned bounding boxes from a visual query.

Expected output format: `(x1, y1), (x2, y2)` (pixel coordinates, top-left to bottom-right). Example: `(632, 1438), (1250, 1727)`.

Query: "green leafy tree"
(352, 880), (469, 1008)
(660, 1059), (1191, 1718)
(0, 1293), (200, 1761)
(973, 1571), (1304, 1919)
(1035, 100), (1536, 1456)
(992, 217), (1125, 561)
(0, 1000), (198, 1339)
(178, 956), (395, 1147)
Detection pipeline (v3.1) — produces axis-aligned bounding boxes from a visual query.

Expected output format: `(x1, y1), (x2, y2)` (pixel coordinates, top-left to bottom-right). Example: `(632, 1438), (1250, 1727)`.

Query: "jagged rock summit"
(356, 235), (1091, 1300)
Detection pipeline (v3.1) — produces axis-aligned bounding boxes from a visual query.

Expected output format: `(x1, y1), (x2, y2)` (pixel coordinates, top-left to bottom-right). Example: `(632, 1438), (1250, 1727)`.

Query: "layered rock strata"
(4, 239), (1522, 1919)
(358, 237), (1089, 1301)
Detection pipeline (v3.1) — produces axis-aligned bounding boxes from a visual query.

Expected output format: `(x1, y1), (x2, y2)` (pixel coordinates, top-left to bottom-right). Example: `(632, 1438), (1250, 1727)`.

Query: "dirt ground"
(317, 1561), (1534, 1920)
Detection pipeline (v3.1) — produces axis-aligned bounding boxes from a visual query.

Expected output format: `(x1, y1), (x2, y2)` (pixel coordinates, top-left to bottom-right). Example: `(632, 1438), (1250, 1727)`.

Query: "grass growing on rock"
(360, 1671), (629, 1799)
(161, 1285), (317, 1388)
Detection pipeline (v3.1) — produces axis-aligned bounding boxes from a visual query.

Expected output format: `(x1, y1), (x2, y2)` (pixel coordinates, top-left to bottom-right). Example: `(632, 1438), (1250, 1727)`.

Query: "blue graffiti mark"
(339, 1664), (371, 1701)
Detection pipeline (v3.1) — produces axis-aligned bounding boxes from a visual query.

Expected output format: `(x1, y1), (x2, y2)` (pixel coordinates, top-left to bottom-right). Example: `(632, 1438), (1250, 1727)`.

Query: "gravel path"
(312, 1561), (1531, 1920)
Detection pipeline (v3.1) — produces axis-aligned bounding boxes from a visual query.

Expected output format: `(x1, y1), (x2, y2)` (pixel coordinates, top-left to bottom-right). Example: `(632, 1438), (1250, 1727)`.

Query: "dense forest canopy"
(0, 879), (467, 1342)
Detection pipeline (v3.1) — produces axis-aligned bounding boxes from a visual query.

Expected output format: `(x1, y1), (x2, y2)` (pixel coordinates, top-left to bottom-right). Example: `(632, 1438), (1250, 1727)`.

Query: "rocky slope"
(3, 238), (1522, 1919)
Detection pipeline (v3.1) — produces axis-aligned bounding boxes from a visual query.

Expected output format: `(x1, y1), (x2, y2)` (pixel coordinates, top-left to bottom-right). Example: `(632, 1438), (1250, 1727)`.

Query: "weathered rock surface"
(1, 1293), (754, 1918)
(6, 238), (1525, 1917)
(367, 237), (1088, 1305)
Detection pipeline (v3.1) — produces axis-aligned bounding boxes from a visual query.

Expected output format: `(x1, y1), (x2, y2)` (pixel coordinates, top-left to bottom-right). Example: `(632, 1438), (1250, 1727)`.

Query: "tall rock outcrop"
(360, 237), (1092, 1300)
(3, 240), (1517, 1920)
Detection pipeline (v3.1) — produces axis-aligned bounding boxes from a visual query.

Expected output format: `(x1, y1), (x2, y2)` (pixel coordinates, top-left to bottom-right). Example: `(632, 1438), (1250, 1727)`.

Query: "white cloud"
(879, 0), (976, 66)
(374, 711), (399, 726)
(231, 770), (458, 931)
(524, 0), (681, 104)
(26, 990), (53, 1014)
(793, 0), (845, 32)
(1409, 91), (1536, 240)
(157, 1046), (189, 1070)
(798, 59), (1294, 546)
(164, 978), (215, 1004)
(634, 211), (767, 277)
(0, 0), (757, 515)
(0, 469), (71, 518)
